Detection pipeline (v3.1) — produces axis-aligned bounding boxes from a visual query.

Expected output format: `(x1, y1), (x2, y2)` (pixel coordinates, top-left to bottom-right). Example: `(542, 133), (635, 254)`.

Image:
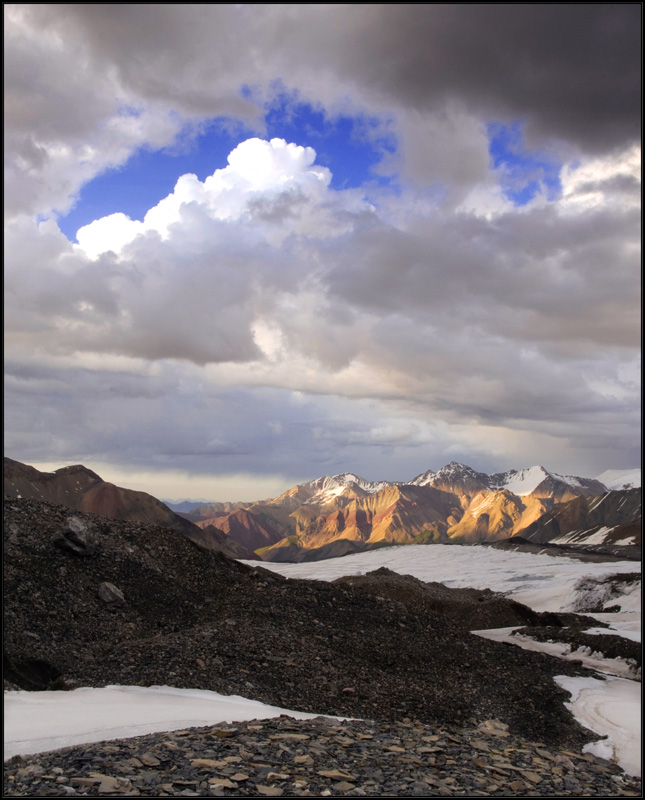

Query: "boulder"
(54, 517), (100, 556)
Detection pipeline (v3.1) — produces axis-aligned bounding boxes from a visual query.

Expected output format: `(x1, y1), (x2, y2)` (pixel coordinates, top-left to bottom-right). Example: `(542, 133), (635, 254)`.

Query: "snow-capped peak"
(595, 468), (642, 490)
(309, 473), (392, 503)
(409, 469), (436, 486)
(410, 462), (482, 487)
(489, 466), (550, 496)
(435, 462), (480, 478)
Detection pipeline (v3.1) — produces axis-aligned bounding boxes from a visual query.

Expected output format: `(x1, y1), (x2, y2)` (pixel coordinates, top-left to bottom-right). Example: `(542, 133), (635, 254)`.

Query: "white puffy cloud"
(75, 138), (334, 259)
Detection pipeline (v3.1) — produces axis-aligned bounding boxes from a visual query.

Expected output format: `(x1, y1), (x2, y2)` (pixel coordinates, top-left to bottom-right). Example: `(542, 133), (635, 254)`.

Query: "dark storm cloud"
(17, 4), (641, 155)
(274, 3), (641, 154)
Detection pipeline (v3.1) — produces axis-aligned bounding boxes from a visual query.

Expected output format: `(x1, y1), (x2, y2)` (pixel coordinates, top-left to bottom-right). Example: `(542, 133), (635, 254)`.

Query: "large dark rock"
(53, 517), (101, 556)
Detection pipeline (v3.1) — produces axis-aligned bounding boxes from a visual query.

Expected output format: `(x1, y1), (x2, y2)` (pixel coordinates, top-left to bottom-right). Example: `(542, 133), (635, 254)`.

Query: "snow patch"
(3, 685), (347, 762)
(555, 676), (641, 777)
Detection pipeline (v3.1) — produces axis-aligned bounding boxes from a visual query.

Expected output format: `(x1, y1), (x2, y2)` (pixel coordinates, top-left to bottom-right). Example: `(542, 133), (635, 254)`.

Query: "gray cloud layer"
(4, 4), (641, 494)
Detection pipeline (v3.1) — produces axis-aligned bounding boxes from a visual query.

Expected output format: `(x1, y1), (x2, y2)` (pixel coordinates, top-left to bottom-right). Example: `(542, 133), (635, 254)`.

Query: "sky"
(5, 546), (641, 775)
(4, 4), (641, 502)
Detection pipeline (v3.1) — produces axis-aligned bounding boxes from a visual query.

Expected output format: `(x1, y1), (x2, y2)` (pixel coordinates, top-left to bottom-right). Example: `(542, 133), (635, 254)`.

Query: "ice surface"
(585, 612), (641, 642)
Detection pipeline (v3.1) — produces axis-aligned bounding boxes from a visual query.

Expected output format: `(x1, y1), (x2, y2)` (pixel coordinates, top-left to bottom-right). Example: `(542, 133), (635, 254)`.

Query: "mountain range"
(4, 457), (640, 562)
(178, 462), (642, 560)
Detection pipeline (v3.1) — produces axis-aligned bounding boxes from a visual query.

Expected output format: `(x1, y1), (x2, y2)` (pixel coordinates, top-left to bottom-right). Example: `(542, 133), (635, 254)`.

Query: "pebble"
(3, 716), (641, 797)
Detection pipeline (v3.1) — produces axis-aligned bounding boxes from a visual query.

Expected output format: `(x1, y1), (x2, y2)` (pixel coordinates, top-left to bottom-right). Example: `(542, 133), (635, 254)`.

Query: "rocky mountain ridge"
(182, 461), (636, 561)
(2, 457), (251, 560)
(4, 457), (640, 563)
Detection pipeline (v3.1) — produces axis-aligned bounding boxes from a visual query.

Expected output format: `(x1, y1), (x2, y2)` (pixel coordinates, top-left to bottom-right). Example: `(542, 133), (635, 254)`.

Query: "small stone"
(477, 719), (510, 737)
(267, 772), (290, 780)
(97, 581), (126, 605)
(139, 751), (160, 766)
(555, 755), (576, 770)
(294, 755), (314, 765)
(191, 759), (229, 769)
(317, 769), (356, 781)
(207, 779), (237, 788)
(256, 786), (284, 797)
(471, 740), (491, 751)
(521, 770), (543, 784)
(88, 772), (132, 794)
(334, 781), (355, 792)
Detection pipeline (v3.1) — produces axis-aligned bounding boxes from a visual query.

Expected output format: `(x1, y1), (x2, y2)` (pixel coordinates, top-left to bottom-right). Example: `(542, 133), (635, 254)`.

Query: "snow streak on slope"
(552, 526), (625, 546)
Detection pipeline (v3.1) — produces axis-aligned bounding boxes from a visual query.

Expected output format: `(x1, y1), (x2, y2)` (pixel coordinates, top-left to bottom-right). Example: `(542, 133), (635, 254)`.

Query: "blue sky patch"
(57, 118), (253, 241)
(57, 91), (395, 242)
(487, 121), (562, 205)
(262, 89), (395, 192)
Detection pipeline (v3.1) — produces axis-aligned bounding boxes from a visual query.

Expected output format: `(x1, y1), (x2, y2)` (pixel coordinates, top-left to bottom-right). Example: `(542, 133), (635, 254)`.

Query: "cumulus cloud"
(75, 138), (334, 259)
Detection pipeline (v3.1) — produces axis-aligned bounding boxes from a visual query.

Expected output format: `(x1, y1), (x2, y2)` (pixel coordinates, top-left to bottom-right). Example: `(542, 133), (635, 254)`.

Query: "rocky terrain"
(3, 497), (641, 795)
(5, 716), (642, 797)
